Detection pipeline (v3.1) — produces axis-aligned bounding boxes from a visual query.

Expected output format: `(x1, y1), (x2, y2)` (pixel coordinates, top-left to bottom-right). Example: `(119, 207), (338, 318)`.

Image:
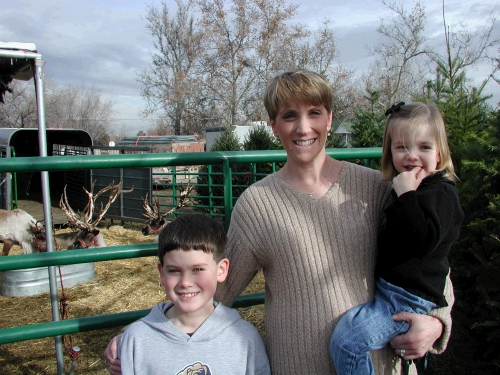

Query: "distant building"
(115, 135), (204, 185)
(332, 120), (353, 147)
(116, 135), (204, 153)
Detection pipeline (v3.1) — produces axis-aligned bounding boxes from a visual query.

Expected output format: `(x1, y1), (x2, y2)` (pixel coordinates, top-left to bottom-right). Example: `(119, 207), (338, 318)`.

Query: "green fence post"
(222, 158), (233, 231)
(207, 164), (214, 217)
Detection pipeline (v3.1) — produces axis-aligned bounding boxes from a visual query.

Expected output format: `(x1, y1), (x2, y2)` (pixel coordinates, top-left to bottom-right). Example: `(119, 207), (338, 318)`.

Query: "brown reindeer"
(32, 180), (134, 251)
(141, 184), (194, 235)
(30, 223), (103, 252)
(0, 209), (38, 255)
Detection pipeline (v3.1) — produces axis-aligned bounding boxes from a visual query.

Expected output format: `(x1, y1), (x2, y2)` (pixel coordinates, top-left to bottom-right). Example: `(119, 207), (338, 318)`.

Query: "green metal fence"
(0, 147), (381, 346)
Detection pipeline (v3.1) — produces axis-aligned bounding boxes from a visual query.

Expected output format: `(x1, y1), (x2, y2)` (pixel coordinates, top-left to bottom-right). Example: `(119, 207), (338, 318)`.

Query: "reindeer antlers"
(60, 180), (134, 230)
(142, 183), (194, 220)
(60, 186), (87, 229)
(142, 193), (163, 221)
(91, 181), (134, 226)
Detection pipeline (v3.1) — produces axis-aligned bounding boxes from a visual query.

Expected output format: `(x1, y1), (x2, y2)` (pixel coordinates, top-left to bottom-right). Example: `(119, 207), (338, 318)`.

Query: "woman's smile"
(294, 138), (317, 147)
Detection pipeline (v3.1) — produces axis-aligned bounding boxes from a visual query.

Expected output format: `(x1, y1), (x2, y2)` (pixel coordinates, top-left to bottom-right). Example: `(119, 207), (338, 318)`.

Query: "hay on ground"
(0, 224), (265, 375)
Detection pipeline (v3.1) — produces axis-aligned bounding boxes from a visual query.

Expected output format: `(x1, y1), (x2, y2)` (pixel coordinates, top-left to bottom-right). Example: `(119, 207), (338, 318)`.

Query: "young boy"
(117, 214), (270, 375)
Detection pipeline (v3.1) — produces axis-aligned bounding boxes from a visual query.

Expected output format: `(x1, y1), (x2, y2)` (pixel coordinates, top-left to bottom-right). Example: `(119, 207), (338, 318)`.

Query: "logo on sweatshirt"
(176, 361), (212, 375)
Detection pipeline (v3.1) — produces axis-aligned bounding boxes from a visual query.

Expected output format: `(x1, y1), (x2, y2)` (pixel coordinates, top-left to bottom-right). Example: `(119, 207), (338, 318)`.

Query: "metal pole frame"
(0, 45), (66, 374)
(33, 57), (66, 375)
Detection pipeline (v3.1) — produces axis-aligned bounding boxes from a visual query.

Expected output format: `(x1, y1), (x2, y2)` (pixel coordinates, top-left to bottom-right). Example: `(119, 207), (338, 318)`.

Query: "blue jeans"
(329, 278), (437, 375)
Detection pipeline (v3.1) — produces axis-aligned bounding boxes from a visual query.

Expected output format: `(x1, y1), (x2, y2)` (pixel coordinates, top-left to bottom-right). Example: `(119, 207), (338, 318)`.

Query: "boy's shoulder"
(121, 302), (171, 336)
(122, 302), (260, 340)
(200, 302), (258, 335)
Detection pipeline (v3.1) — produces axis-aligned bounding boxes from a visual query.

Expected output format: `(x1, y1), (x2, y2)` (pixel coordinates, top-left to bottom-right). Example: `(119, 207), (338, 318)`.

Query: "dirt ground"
(0, 220), (265, 375)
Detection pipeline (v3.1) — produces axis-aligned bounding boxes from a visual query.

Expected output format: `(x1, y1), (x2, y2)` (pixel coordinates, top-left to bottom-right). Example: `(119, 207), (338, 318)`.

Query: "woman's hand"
(103, 334), (122, 375)
(390, 312), (443, 360)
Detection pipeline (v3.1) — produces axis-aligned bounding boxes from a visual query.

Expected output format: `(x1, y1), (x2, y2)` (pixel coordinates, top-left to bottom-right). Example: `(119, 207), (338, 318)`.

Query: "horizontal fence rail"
(0, 148), (382, 172)
(0, 148), (382, 346)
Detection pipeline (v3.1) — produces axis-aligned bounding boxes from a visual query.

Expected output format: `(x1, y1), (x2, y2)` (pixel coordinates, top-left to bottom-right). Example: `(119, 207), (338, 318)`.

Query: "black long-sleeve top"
(376, 171), (464, 307)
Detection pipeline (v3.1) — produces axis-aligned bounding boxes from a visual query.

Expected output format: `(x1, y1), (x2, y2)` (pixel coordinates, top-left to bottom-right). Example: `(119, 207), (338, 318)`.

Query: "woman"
(105, 70), (452, 374)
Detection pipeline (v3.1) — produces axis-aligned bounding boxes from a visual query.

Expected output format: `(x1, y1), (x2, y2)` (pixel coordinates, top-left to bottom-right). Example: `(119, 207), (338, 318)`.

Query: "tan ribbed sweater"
(216, 162), (453, 375)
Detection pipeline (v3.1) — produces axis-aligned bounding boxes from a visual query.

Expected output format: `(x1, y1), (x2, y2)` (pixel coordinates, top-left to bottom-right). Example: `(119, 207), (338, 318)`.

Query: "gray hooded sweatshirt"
(118, 301), (270, 375)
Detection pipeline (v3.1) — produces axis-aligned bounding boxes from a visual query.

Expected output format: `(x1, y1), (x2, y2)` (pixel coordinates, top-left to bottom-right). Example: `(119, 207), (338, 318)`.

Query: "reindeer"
(0, 209), (38, 255)
(142, 184), (194, 235)
(32, 180), (134, 251)
(30, 223), (103, 252)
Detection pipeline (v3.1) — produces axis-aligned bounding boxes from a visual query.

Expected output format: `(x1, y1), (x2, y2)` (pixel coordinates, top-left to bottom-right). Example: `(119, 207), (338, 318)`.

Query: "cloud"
(2, 0), (498, 135)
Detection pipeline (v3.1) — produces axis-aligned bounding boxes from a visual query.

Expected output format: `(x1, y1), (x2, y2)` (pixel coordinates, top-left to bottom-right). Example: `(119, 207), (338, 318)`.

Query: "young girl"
(329, 102), (464, 375)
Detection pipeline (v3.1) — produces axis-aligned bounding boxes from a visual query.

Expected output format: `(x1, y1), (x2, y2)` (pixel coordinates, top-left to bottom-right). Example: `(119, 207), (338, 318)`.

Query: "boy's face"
(158, 249), (229, 317)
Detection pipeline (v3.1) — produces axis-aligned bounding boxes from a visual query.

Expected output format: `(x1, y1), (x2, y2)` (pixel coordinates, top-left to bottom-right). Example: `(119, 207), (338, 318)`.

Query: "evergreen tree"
(421, 63), (499, 372)
(242, 124), (281, 151)
(243, 124), (283, 176)
(445, 109), (500, 371)
(325, 133), (347, 149)
(350, 91), (385, 148)
(211, 126), (242, 152)
(422, 63), (490, 177)
(197, 127), (248, 214)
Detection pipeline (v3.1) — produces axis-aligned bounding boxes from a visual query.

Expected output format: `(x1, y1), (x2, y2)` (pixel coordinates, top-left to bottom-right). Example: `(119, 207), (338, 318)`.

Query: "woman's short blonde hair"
(381, 102), (456, 181)
(264, 70), (333, 120)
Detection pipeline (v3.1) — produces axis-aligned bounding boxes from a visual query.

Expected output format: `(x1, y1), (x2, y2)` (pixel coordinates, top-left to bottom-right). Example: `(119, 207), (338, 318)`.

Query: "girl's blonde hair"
(381, 102), (456, 181)
(264, 70), (333, 120)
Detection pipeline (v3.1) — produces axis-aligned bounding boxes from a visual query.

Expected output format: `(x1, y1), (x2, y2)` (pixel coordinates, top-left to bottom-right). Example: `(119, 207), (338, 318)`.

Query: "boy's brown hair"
(157, 214), (227, 265)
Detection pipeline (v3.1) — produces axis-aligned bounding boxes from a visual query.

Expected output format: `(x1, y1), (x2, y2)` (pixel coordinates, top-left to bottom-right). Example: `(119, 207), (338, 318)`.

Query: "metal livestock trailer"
(0, 128), (152, 223)
(0, 128), (92, 213)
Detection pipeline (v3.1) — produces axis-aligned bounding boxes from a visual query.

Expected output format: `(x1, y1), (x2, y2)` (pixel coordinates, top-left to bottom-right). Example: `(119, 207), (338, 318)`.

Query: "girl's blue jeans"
(329, 278), (437, 375)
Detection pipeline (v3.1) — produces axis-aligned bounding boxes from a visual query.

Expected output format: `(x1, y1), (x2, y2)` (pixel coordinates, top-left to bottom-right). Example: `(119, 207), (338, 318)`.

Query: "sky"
(1, 0), (499, 136)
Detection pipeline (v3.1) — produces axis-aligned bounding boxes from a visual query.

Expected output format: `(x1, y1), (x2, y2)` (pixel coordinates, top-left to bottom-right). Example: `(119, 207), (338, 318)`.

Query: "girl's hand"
(103, 334), (122, 375)
(392, 167), (425, 197)
(390, 312), (443, 360)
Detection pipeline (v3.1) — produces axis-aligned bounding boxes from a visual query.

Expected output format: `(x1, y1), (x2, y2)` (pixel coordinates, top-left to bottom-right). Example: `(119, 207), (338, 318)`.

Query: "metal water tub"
(0, 263), (95, 297)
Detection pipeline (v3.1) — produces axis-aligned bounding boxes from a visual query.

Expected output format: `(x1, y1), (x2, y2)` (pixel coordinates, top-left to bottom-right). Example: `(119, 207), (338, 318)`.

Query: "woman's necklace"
(284, 158), (332, 198)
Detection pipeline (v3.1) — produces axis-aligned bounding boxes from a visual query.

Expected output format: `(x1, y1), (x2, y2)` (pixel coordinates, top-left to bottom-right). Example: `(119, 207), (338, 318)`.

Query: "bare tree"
(251, 0), (301, 73)
(365, 0), (499, 108)
(297, 19), (362, 121)
(147, 117), (173, 136)
(0, 80), (38, 128)
(308, 20), (339, 77)
(195, 0), (260, 126)
(0, 79), (113, 144)
(491, 55), (500, 86)
(428, 1), (500, 95)
(365, 0), (430, 106)
(141, 0), (350, 129)
(195, 0), (349, 126)
(328, 65), (364, 121)
(272, 18), (338, 77)
(45, 84), (114, 145)
(238, 0), (303, 122)
(138, 0), (203, 135)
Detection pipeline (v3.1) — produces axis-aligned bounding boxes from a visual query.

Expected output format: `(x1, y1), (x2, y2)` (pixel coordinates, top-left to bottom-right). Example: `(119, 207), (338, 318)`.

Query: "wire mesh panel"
(91, 167), (152, 223)
(52, 144), (91, 156)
